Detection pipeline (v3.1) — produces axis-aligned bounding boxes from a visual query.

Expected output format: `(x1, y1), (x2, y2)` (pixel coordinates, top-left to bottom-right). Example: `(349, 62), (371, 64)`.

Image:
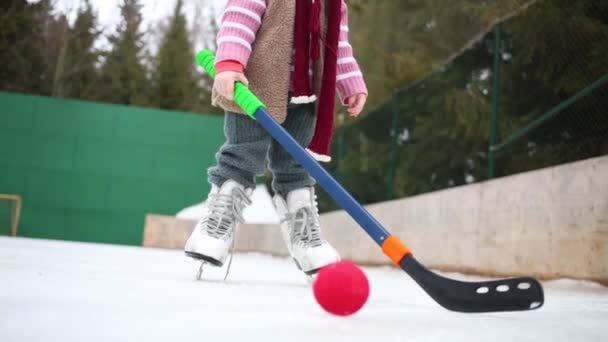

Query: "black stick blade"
(400, 255), (544, 313)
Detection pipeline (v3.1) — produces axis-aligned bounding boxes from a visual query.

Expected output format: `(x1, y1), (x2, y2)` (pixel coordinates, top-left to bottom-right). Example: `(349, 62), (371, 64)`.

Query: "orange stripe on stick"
(382, 235), (412, 265)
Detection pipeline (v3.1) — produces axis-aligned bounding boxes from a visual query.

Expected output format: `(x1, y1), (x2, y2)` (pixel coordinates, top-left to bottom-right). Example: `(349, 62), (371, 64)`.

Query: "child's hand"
(214, 71), (249, 101)
(344, 93), (367, 117)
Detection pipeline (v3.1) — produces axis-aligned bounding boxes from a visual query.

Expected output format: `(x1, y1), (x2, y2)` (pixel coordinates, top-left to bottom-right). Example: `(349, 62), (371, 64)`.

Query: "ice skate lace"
(283, 205), (323, 249)
(203, 187), (251, 281)
(203, 187), (251, 240)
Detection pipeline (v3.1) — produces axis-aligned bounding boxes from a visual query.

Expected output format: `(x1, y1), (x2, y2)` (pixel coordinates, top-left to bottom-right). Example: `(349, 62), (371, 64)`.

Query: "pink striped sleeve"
(335, 1), (368, 102)
(215, 0), (267, 68)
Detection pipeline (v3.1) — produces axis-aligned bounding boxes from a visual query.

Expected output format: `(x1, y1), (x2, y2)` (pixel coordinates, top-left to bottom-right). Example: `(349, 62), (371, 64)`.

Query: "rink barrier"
(144, 155), (608, 285)
(0, 91), (224, 245)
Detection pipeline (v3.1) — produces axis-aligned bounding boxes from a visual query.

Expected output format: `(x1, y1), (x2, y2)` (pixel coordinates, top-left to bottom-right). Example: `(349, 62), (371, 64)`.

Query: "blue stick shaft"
(255, 108), (391, 246)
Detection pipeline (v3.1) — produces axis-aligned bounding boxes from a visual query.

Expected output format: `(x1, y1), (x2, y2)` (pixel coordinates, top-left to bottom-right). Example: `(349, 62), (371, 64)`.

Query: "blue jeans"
(208, 102), (316, 195)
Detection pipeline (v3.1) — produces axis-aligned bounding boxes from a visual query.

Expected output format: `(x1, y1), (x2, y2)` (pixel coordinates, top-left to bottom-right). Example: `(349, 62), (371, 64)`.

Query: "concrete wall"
(144, 156), (608, 283)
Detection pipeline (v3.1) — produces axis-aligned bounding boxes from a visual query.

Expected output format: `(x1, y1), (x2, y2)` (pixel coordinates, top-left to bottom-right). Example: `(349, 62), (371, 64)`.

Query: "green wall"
(0, 92), (224, 245)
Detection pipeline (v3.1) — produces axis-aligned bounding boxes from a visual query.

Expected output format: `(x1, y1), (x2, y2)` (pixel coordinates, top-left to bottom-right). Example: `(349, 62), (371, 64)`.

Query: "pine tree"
(96, 0), (149, 106)
(151, 0), (202, 112)
(60, 0), (102, 100)
(44, 13), (70, 97)
(0, 0), (49, 94)
(189, 0), (221, 114)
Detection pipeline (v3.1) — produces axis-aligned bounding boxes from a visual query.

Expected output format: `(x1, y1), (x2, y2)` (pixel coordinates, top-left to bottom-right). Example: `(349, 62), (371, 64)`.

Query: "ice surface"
(1, 237), (607, 342)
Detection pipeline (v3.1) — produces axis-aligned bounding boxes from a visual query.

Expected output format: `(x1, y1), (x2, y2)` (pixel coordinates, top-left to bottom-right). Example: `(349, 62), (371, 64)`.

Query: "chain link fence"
(318, 0), (608, 212)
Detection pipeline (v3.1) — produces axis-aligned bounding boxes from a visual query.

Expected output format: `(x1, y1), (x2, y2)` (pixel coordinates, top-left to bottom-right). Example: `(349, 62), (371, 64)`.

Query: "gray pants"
(208, 102), (316, 195)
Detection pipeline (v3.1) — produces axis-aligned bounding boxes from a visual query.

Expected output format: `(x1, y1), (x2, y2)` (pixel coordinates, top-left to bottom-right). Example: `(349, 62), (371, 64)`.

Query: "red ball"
(313, 261), (370, 316)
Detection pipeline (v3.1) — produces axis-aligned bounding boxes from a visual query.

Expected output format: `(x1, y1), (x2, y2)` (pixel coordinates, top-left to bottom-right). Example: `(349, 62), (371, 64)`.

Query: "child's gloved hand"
(344, 93), (367, 117)
(213, 71), (249, 101)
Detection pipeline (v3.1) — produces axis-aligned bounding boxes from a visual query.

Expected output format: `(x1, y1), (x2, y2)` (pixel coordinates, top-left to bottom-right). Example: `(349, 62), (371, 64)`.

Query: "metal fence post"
(387, 97), (399, 199)
(488, 23), (502, 179)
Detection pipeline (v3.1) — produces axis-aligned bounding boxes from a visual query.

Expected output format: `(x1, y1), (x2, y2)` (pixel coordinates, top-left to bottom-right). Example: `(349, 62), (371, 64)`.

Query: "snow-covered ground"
(1, 237), (606, 342)
(176, 184), (280, 224)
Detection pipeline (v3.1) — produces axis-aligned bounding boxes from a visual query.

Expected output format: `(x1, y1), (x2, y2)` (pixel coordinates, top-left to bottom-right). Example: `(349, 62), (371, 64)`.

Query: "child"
(185, 0), (368, 276)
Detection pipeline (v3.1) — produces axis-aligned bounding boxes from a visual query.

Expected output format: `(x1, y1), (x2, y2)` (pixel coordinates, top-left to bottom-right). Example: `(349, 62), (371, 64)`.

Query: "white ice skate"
(184, 180), (252, 279)
(274, 187), (340, 276)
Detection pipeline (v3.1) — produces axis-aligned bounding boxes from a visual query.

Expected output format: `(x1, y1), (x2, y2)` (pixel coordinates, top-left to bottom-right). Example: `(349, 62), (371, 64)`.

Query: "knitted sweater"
(215, 0), (367, 106)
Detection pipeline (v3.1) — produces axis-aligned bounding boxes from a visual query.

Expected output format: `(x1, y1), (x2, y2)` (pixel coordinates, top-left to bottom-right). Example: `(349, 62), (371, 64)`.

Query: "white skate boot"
(273, 187), (340, 275)
(184, 180), (252, 277)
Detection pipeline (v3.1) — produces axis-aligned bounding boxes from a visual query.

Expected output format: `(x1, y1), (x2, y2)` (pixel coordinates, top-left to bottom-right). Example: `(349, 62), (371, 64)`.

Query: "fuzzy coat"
(213, 0), (367, 161)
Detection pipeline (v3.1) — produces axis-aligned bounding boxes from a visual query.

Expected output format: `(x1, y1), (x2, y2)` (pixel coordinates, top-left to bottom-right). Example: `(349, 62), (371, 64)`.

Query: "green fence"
(320, 0), (608, 212)
(0, 92), (224, 245)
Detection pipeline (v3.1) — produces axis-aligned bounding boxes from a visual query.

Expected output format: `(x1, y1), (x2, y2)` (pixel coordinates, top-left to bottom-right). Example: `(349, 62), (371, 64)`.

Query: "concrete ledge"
(319, 156), (608, 284)
(143, 156), (608, 284)
(143, 215), (288, 256)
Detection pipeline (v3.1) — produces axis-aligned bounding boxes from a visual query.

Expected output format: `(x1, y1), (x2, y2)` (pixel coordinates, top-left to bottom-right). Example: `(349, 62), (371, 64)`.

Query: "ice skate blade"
(304, 267), (321, 276)
(196, 262), (205, 281)
(185, 251), (223, 267)
(292, 258), (321, 276)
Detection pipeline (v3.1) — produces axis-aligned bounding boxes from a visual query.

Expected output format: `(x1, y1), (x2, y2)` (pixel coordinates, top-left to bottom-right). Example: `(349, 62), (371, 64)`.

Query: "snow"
(1, 237), (607, 342)
(176, 184), (280, 224)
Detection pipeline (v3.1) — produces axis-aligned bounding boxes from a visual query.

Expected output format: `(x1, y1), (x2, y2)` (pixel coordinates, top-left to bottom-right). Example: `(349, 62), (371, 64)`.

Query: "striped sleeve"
(335, 1), (368, 101)
(215, 0), (267, 67)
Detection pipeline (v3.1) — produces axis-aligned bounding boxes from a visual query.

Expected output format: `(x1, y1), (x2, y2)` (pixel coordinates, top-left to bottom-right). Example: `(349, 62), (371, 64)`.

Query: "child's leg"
(186, 112), (270, 268)
(268, 103), (339, 275)
(208, 112), (271, 188)
(267, 103), (316, 196)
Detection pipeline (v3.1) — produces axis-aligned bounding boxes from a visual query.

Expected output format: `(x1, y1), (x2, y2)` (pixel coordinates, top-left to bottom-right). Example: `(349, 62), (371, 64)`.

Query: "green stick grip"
(195, 50), (266, 119)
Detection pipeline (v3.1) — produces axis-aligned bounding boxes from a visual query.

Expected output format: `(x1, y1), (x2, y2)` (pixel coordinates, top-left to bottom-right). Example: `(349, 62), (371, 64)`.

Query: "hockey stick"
(196, 50), (544, 313)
